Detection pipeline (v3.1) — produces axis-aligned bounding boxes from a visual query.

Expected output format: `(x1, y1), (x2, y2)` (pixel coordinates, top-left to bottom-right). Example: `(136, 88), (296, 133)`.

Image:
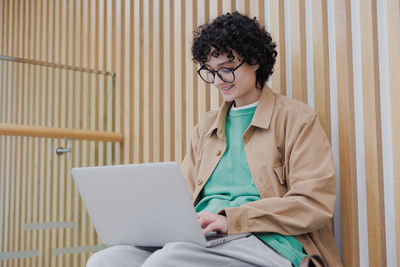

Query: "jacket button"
(216, 149), (221, 156)
(197, 178), (202, 185)
(234, 221), (241, 231)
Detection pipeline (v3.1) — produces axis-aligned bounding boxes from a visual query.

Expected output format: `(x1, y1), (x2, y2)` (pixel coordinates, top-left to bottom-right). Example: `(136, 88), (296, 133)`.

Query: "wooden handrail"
(0, 123), (123, 142)
(0, 55), (116, 77)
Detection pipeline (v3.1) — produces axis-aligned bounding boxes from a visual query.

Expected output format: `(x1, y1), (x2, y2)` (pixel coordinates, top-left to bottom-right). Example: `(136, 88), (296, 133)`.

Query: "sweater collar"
(206, 86), (276, 138)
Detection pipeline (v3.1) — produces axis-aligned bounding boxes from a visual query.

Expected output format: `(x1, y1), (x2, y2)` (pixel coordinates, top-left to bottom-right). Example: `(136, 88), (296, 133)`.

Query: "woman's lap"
(86, 235), (292, 267)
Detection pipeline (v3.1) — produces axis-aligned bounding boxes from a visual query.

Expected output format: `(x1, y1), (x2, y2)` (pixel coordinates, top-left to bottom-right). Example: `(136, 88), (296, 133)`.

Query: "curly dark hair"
(192, 12), (277, 89)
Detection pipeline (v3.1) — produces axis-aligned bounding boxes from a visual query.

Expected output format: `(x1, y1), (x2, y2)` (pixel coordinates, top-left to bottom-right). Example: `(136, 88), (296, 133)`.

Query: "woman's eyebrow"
(205, 59), (235, 69)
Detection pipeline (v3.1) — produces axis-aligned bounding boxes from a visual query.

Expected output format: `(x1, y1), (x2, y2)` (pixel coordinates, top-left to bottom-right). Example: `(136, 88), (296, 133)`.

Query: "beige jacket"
(181, 86), (343, 266)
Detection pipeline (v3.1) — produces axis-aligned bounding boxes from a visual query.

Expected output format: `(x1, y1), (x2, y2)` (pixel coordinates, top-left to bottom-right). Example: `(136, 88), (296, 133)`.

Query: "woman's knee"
(86, 245), (152, 267)
(86, 249), (109, 267)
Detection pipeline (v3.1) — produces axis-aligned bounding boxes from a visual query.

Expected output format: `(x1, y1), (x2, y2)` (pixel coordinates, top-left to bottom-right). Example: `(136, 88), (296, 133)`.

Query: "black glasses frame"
(197, 61), (245, 84)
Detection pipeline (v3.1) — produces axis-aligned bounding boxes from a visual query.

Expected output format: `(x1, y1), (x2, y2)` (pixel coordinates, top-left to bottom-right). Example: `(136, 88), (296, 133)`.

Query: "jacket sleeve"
(181, 124), (200, 200)
(221, 114), (337, 236)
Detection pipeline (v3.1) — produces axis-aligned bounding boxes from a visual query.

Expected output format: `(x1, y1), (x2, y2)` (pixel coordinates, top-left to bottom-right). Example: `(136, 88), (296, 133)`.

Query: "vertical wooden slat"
(26, 64), (34, 267)
(290, 0), (307, 103)
(148, 0), (155, 162)
(237, 0), (249, 15)
(143, 0), (151, 162)
(0, 73), (3, 263)
(312, 0), (331, 138)
(386, 0), (400, 265)
(42, 2), (50, 267)
(5, 71), (11, 267)
(53, 70), (61, 267)
(185, 0), (197, 150)
(63, 72), (72, 267)
(133, 0), (141, 163)
(0, 137), (4, 259)
(13, 65), (20, 267)
(70, 73), (80, 267)
(6, 63), (12, 267)
(112, 0), (121, 165)
(47, 2), (56, 265)
(88, 0), (98, 252)
(63, 3), (73, 265)
(163, 0), (173, 161)
(35, 5), (43, 267)
(98, 0), (105, 168)
(79, 5), (88, 265)
(15, 65), (23, 267)
(78, 1), (88, 265)
(10, 63), (17, 267)
(249, 0), (264, 25)
(209, 1), (222, 111)
(105, 0), (113, 165)
(172, 0), (186, 163)
(334, 0), (360, 266)
(5, 8), (12, 266)
(0, 141), (3, 266)
(0, 63), (4, 255)
(121, 0), (130, 164)
(57, 1), (65, 262)
(81, 75), (89, 266)
(222, 0), (235, 12)
(15, 65), (24, 266)
(360, 1), (387, 266)
(32, 63), (38, 267)
(4, 131), (11, 266)
(20, 65), (28, 267)
(21, 3), (28, 262)
(169, 0), (175, 161)
(269, 0), (286, 95)
(17, 1), (23, 58)
(38, 72), (46, 267)
(8, 0), (14, 56)
(197, 0), (211, 118)
(153, 0), (162, 161)
(97, 1), (105, 168)
(4, 0), (9, 55)
(23, 0), (29, 58)
(0, 0), (3, 54)
(4, 63), (10, 267)
(64, 0), (73, 261)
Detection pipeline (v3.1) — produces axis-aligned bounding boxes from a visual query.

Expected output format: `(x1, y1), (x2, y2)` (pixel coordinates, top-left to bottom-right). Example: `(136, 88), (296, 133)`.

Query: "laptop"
(71, 162), (250, 247)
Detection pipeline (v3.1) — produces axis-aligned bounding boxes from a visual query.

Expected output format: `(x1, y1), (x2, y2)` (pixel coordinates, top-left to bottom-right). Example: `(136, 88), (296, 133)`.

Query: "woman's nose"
(213, 74), (225, 87)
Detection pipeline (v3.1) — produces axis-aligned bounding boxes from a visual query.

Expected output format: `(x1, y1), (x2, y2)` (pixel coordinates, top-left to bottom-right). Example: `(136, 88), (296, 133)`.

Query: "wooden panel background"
(0, 0), (399, 266)
(0, 61), (116, 267)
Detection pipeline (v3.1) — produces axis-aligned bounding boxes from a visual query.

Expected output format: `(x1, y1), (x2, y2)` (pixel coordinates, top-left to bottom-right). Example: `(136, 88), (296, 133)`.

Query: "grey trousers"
(86, 235), (292, 267)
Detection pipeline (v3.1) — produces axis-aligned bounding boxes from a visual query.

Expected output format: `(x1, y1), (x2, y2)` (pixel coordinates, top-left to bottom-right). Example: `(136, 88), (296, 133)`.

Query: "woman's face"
(204, 50), (261, 107)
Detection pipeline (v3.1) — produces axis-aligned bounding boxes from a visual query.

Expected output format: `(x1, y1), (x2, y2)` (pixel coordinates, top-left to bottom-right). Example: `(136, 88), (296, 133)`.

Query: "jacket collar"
(206, 86), (276, 138)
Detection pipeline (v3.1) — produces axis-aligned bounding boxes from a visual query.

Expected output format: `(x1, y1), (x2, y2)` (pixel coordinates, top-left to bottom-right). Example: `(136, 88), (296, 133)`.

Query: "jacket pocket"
(272, 165), (286, 185)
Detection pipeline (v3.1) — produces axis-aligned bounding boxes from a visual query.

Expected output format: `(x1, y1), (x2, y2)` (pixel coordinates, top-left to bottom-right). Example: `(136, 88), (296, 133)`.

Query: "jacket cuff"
(220, 207), (249, 234)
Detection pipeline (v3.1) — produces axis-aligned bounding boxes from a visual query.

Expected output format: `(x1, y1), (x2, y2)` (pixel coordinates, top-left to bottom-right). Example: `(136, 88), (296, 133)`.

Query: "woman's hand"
(197, 211), (228, 235)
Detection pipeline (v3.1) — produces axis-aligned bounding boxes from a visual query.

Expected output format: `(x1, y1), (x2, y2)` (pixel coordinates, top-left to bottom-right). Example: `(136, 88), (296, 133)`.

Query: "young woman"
(87, 12), (342, 267)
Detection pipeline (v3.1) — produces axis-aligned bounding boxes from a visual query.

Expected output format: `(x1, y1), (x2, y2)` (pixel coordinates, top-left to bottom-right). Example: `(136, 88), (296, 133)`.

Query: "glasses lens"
(217, 68), (235, 83)
(199, 69), (214, 83)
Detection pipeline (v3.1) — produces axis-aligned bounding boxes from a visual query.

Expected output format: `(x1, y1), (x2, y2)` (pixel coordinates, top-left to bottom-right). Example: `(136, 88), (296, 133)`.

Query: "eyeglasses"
(197, 61), (245, 84)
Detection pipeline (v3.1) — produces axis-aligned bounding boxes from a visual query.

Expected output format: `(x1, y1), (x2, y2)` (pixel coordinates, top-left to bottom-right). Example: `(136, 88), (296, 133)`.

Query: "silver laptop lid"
(71, 162), (207, 247)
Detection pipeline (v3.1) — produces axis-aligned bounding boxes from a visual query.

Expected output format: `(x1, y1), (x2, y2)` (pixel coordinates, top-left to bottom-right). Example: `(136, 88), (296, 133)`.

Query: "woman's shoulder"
(274, 93), (317, 120)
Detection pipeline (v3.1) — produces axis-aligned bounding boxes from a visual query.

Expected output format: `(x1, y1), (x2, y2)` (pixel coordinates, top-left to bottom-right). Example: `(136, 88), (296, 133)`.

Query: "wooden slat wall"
(0, 63), (116, 267)
(0, 2), (117, 266)
(1, 0), (399, 266)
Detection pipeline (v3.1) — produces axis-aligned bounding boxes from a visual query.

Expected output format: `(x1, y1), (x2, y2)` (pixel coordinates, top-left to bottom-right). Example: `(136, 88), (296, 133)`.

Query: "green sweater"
(195, 104), (307, 267)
